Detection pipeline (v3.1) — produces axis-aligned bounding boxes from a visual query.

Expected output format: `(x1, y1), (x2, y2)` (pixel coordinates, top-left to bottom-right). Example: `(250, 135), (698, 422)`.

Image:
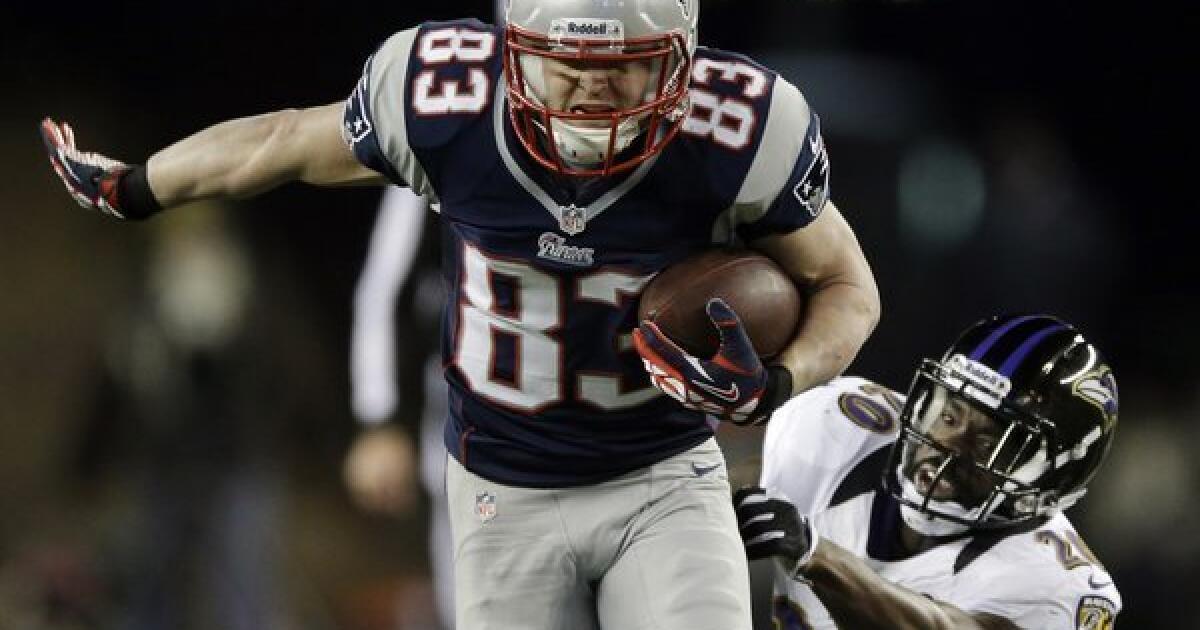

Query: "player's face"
(540, 58), (656, 128)
(907, 391), (1004, 508)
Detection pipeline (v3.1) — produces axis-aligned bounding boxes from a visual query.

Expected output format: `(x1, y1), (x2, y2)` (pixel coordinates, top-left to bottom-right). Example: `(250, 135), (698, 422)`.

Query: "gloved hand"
(633, 298), (787, 425)
(41, 118), (132, 218)
(733, 486), (818, 579)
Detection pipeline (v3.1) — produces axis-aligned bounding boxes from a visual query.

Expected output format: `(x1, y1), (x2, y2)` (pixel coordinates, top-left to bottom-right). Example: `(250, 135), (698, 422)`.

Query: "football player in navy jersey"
(41, 1), (880, 628)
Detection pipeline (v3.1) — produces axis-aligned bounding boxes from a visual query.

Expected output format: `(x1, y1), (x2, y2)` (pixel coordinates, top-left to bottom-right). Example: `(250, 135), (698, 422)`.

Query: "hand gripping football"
(637, 249), (803, 359)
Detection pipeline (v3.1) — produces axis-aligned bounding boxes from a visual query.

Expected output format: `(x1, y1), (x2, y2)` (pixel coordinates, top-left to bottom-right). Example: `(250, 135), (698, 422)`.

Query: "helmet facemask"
(885, 355), (1064, 536)
(503, 23), (692, 177)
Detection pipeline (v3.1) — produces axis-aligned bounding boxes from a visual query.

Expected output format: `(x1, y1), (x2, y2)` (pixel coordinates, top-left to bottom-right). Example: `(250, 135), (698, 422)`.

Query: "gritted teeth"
(571, 104), (616, 114)
(915, 463), (956, 498)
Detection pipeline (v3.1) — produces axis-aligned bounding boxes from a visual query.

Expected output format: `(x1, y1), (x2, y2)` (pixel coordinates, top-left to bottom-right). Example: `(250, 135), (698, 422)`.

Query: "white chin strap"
(898, 477), (975, 537)
(549, 117), (641, 167)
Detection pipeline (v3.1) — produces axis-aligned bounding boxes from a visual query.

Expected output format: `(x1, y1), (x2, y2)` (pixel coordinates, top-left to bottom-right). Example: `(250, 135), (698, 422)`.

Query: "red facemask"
(503, 24), (692, 177)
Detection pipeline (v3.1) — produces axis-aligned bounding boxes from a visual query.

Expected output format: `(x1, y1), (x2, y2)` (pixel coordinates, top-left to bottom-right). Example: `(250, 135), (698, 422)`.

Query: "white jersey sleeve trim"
(350, 186), (428, 425)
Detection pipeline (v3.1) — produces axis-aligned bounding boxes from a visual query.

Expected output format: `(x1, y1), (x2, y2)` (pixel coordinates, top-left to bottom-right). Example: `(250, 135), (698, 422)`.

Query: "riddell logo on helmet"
(567, 21), (608, 35)
(947, 354), (1012, 398)
(550, 18), (624, 40)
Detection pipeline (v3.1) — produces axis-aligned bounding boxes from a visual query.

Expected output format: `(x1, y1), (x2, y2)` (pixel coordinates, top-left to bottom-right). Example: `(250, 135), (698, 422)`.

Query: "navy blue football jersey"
(343, 19), (832, 487)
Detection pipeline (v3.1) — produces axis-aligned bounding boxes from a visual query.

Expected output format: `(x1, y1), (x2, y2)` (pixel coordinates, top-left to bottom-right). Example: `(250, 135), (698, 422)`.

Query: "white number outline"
(454, 243), (564, 414)
(682, 59), (769, 150)
(412, 27), (496, 116)
(451, 244), (660, 414)
(575, 269), (660, 411)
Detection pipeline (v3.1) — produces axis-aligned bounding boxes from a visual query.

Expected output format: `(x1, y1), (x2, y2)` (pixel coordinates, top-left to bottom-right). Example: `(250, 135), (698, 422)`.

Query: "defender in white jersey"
(736, 314), (1121, 630)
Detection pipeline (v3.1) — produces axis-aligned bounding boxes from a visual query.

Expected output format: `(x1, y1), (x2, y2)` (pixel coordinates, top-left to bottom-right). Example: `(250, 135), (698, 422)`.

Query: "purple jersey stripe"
(998, 323), (1068, 377)
(968, 315), (1040, 361)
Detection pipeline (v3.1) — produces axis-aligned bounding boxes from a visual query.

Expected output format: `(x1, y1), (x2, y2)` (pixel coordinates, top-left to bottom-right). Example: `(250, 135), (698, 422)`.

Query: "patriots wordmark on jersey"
(761, 377), (1122, 630)
(342, 19), (832, 487)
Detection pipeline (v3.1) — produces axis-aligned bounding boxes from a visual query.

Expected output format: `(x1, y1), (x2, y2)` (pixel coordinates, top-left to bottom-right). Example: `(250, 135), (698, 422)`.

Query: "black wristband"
(739, 364), (794, 426)
(116, 164), (164, 220)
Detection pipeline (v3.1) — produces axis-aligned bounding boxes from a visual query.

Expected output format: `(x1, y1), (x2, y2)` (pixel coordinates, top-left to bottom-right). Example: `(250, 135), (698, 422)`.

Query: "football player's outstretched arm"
(751, 200), (881, 395)
(148, 103), (384, 204)
(808, 539), (1019, 630)
(736, 488), (1017, 630)
(42, 103), (385, 219)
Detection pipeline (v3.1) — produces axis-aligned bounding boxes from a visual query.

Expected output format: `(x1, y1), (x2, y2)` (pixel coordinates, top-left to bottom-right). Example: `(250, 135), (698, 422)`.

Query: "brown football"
(638, 248), (803, 359)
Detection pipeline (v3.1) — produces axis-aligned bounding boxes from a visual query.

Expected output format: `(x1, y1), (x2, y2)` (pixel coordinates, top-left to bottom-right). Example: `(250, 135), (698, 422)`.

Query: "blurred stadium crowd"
(1, 1), (1193, 628)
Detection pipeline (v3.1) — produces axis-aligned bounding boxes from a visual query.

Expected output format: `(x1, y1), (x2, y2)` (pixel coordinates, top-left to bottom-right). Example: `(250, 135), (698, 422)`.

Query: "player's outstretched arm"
(734, 487), (1017, 630)
(147, 103), (385, 204)
(750, 200), (880, 395)
(807, 539), (1019, 630)
(42, 103), (385, 219)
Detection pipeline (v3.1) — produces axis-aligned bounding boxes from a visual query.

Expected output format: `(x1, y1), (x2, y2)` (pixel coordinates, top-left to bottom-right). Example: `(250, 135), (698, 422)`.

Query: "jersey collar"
(493, 80), (659, 236)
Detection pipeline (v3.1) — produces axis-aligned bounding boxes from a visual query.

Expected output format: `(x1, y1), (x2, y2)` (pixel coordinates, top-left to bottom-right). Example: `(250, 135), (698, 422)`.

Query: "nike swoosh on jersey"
(692, 462), (722, 476)
(693, 380), (740, 402)
(1088, 574), (1113, 589)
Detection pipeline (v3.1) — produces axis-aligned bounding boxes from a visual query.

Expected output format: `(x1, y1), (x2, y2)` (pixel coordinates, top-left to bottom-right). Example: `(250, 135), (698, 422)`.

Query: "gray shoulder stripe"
(733, 78), (812, 211)
(710, 79), (812, 243)
(370, 28), (436, 199)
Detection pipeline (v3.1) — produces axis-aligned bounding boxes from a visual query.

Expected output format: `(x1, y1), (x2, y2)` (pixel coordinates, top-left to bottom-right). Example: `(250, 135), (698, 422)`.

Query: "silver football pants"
(446, 437), (752, 630)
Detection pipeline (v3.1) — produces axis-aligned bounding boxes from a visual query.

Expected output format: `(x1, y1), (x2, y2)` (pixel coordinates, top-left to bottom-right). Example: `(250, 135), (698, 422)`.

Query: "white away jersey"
(761, 377), (1122, 630)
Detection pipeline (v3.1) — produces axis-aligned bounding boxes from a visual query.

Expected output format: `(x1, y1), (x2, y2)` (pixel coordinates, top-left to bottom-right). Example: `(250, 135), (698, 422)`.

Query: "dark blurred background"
(1, 1), (1194, 628)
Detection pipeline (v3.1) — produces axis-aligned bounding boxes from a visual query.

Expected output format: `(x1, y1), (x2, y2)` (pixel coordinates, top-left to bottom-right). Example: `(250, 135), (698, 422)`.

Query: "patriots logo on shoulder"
(1074, 367), (1118, 429)
(793, 119), (830, 218)
(1076, 595), (1117, 630)
(342, 71), (375, 146)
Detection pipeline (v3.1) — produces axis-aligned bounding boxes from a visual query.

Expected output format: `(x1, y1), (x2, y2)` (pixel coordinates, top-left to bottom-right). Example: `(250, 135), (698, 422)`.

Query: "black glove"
(733, 486), (818, 579)
(40, 118), (161, 220)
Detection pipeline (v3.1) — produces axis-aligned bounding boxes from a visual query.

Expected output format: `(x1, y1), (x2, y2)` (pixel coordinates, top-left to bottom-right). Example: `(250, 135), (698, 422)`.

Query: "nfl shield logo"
(475, 491), (497, 524)
(559, 205), (587, 235)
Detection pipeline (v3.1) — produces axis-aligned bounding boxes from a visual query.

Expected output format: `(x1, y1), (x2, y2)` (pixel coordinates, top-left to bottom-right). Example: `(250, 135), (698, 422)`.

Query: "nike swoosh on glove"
(633, 298), (768, 424)
(40, 118), (130, 218)
(733, 486), (818, 580)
